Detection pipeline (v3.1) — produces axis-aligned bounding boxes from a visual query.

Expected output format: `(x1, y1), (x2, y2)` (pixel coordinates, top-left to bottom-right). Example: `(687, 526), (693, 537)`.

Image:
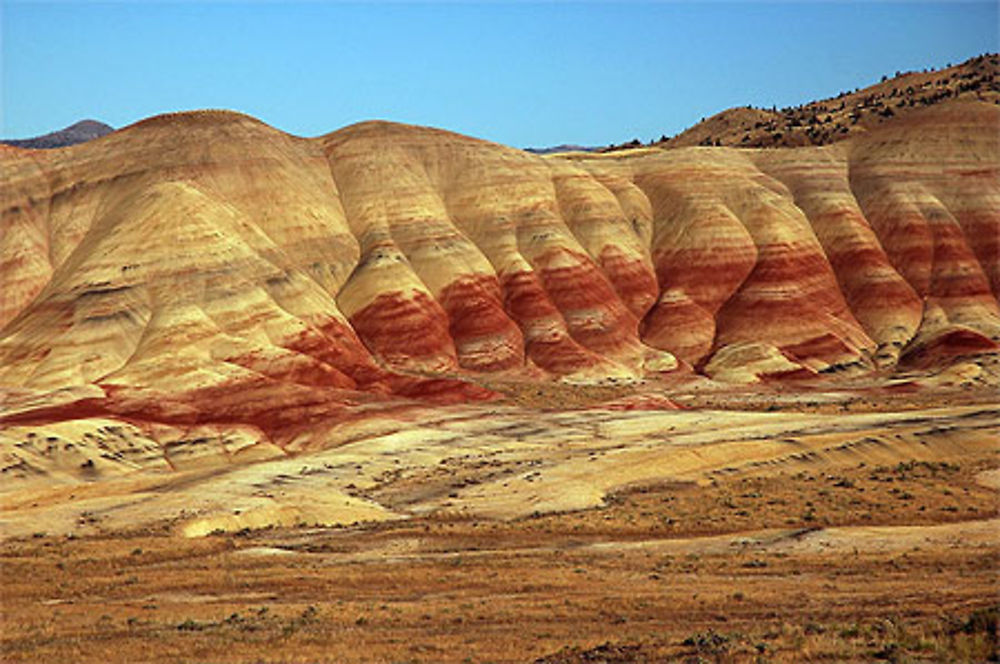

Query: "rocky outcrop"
(1, 102), (997, 435)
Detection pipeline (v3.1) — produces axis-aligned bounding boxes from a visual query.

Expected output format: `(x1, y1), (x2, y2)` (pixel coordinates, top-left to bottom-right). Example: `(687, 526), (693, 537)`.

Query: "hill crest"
(602, 53), (999, 151)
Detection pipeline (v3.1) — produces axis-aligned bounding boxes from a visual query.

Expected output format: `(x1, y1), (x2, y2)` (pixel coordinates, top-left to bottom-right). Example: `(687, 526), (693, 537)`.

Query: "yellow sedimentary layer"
(1, 103), (998, 433)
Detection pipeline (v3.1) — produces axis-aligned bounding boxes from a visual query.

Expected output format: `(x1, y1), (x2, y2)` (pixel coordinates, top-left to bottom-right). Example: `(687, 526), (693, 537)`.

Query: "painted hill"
(604, 53), (999, 151)
(1, 100), (998, 442)
(1, 120), (113, 149)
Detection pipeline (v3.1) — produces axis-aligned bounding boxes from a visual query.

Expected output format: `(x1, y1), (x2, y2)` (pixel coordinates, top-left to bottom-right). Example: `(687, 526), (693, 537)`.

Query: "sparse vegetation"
(602, 52), (999, 151)
(2, 370), (997, 663)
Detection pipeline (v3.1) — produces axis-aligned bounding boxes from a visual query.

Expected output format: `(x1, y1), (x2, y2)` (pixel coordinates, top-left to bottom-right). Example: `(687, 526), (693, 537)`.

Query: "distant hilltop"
(524, 144), (597, 155)
(1, 119), (113, 149)
(602, 52), (999, 151)
(6, 54), (997, 156)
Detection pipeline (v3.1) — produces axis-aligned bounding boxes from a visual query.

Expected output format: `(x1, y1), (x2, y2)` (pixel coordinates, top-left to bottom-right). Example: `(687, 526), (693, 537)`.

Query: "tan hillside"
(605, 53), (999, 151)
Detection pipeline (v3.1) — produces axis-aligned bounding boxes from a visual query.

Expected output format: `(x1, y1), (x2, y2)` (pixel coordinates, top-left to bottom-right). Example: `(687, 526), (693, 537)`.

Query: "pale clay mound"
(0, 101), (999, 536)
(1, 102), (997, 418)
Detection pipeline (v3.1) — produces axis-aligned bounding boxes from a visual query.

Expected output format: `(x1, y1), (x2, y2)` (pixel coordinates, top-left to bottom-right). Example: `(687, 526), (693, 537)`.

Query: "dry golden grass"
(2, 425), (997, 663)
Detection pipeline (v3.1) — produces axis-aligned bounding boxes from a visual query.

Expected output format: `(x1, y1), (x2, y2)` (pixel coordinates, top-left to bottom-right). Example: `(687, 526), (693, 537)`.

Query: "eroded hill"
(0, 100), (998, 445)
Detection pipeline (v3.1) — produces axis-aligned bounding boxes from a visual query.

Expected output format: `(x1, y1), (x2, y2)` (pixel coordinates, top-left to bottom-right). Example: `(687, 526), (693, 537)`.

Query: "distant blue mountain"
(2, 120), (113, 149)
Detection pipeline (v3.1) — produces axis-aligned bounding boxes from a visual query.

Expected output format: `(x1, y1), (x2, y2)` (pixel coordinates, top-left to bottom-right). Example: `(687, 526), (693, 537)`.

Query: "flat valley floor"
(2, 379), (998, 663)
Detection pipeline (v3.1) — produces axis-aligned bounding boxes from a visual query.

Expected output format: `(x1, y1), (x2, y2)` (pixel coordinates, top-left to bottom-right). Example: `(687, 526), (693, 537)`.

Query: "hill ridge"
(602, 52), (999, 151)
(1, 97), (997, 441)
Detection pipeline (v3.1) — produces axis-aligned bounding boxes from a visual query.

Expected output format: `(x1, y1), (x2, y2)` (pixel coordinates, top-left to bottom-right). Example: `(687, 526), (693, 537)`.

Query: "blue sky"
(1, 2), (996, 147)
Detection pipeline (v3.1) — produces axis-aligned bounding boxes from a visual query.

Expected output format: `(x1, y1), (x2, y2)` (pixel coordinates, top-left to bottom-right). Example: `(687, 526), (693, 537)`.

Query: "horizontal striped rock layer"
(1, 101), (997, 436)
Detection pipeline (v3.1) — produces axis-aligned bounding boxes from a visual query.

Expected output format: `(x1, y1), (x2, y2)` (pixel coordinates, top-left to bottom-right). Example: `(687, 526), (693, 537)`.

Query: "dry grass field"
(2, 376), (998, 663)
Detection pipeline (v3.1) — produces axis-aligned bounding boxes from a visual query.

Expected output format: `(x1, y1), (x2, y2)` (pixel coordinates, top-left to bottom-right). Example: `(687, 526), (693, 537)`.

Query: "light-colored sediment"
(1, 101), (998, 447)
(1, 402), (995, 539)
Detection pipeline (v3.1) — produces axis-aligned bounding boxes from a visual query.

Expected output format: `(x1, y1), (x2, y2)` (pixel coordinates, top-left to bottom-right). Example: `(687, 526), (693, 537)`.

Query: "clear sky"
(1, 1), (996, 147)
